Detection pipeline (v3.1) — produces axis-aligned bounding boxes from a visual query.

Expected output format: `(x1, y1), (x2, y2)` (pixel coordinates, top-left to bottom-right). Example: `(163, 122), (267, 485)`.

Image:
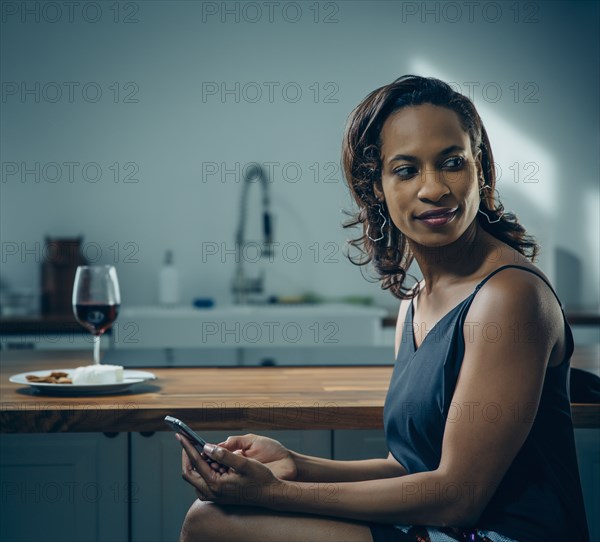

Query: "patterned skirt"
(369, 523), (519, 542)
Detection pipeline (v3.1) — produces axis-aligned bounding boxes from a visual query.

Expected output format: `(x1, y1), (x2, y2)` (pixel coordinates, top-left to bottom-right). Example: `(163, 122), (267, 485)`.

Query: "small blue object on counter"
(192, 298), (215, 309)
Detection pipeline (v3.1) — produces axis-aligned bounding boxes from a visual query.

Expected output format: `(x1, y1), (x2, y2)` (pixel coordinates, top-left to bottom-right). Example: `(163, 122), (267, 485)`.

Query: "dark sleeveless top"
(383, 264), (590, 542)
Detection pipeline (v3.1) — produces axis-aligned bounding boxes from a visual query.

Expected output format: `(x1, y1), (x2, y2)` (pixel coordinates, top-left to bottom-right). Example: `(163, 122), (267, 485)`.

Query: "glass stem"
(93, 335), (101, 365)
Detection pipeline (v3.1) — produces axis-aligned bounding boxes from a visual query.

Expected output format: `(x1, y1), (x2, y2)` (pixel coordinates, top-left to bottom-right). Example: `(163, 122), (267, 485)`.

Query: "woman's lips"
(415, 208), (458, 226)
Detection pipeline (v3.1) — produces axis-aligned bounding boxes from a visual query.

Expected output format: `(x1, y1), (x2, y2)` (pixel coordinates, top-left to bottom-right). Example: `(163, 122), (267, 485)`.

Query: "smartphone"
(164, 415), (208, 454)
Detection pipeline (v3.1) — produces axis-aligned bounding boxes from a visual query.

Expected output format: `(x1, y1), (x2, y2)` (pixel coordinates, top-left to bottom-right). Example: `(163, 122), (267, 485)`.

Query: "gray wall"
(1, 0), (598, 312)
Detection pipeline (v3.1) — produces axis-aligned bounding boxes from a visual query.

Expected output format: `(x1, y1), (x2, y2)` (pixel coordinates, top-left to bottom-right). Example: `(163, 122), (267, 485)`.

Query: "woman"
(176, 75), (590, 542)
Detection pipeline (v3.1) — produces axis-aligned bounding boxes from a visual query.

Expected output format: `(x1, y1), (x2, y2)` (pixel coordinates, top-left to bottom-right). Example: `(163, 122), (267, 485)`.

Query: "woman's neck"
(408, 222), (500, 295)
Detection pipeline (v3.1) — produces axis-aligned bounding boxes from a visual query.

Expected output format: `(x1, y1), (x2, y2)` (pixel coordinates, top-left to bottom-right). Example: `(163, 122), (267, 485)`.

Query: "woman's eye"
(393, 166), (416, 178)
(443, 156), (465, 169)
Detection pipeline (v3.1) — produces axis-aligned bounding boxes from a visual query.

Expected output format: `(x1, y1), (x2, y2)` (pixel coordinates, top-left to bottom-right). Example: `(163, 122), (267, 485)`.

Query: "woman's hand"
(178, 434), (283, 507)
(217, 434), (298, 481)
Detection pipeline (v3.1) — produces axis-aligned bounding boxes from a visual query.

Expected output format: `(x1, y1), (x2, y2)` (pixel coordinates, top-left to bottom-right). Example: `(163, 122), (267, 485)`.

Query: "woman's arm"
(195, 445), (460, 526)
(291, 451), (408, 482)
(187, 269), (555, 527)
(219, 434), (407, 482)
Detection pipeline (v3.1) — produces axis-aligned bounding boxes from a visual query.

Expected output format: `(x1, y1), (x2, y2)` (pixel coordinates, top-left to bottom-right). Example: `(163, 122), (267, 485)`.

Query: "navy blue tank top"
(383, 264), (590, 542)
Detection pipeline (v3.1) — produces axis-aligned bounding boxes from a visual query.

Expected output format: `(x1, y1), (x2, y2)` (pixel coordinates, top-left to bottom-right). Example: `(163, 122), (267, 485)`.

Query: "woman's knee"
(179, 499), (374, 542)
(180, 500), (226, 542)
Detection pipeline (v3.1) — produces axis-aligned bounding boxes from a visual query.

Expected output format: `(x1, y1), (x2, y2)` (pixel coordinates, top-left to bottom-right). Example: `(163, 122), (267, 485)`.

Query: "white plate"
(9, 368), (157, 395)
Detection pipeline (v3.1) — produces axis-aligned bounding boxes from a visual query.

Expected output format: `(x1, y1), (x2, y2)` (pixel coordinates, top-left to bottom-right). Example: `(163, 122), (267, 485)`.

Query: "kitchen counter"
(2, 308), (599, 335)
(1, 347), (598, 433)
(0, 314), (88, 334)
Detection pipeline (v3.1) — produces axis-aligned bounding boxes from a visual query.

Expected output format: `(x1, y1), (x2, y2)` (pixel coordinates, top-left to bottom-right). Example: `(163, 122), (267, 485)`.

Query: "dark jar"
(40, 237), (88, 316)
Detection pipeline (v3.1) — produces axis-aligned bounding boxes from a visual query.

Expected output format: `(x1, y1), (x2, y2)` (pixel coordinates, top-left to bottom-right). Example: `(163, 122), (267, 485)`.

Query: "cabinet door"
(333, 429), (388, 460)
(131, 429), (331, 542)
(0, 432), (128, 542)
(131, 430), (230, 542)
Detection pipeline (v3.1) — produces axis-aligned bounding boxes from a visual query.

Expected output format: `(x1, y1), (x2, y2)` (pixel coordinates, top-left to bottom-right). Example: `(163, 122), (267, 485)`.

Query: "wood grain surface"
(1, 347), (598, 433)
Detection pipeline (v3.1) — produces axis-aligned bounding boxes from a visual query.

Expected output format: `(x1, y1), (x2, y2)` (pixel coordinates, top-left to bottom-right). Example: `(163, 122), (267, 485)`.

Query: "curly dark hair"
(341, 75), (540, 300)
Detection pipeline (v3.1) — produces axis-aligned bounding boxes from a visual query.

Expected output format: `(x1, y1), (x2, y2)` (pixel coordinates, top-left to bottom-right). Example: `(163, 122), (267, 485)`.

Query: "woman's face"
(375, 103), (482, 247)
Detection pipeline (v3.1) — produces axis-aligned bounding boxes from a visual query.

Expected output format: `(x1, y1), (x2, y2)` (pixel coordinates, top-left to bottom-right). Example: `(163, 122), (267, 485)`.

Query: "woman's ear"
(373, 181), (384, 203)
(474, 150), (484, 182)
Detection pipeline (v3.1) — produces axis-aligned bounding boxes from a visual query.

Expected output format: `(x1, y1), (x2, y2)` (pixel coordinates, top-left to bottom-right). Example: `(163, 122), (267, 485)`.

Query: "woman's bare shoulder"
(467, 244), (561, 321)
(473, 254), (562, 331)
(468, 262), (564, 362)
(471, 237), (543, 283)
(488, 249), (553, 291)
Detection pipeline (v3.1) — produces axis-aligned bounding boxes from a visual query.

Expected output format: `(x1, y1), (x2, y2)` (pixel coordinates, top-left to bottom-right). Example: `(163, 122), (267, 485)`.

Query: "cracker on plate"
(26, 371), (72, 384)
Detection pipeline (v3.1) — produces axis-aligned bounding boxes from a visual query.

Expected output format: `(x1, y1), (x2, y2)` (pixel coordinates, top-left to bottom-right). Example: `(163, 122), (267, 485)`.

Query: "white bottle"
(158, 250), (180, 306)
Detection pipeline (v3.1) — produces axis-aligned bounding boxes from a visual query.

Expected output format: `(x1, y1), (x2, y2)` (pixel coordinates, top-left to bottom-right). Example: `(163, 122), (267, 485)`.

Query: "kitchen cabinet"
(333, 429), (388, 460)
(130, 430), (231, 542)
(0, 430), (329, 542)
(0, 432), (128, 542)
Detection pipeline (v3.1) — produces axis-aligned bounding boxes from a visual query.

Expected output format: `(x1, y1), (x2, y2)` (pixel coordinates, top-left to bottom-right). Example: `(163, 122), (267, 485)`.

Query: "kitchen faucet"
(231, 163), (274, 304)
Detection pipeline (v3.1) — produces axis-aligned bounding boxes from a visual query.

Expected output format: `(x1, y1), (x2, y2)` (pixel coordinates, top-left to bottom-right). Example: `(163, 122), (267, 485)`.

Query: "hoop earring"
(478, 184), (504, 224)
(366, 204), (387, 242)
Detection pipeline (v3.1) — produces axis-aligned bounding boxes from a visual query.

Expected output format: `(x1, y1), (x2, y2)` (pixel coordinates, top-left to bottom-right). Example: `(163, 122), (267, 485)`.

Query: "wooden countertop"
(1, 347), (598, 433)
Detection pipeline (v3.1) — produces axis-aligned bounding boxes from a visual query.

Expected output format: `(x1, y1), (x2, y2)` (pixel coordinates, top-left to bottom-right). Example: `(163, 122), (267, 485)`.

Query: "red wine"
(74, 304), (120, 335)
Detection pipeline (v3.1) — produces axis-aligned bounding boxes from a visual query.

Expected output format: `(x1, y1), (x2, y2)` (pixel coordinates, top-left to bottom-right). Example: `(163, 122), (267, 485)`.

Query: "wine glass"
(72, 265), (121, 365)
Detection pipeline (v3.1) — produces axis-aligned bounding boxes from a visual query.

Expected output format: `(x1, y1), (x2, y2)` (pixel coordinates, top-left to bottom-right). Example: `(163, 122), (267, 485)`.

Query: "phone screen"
(164, 416), (207, 453)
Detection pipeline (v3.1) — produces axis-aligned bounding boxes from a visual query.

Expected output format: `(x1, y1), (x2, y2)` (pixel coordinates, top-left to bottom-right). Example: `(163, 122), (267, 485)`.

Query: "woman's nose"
(417, 168), (451, 201)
